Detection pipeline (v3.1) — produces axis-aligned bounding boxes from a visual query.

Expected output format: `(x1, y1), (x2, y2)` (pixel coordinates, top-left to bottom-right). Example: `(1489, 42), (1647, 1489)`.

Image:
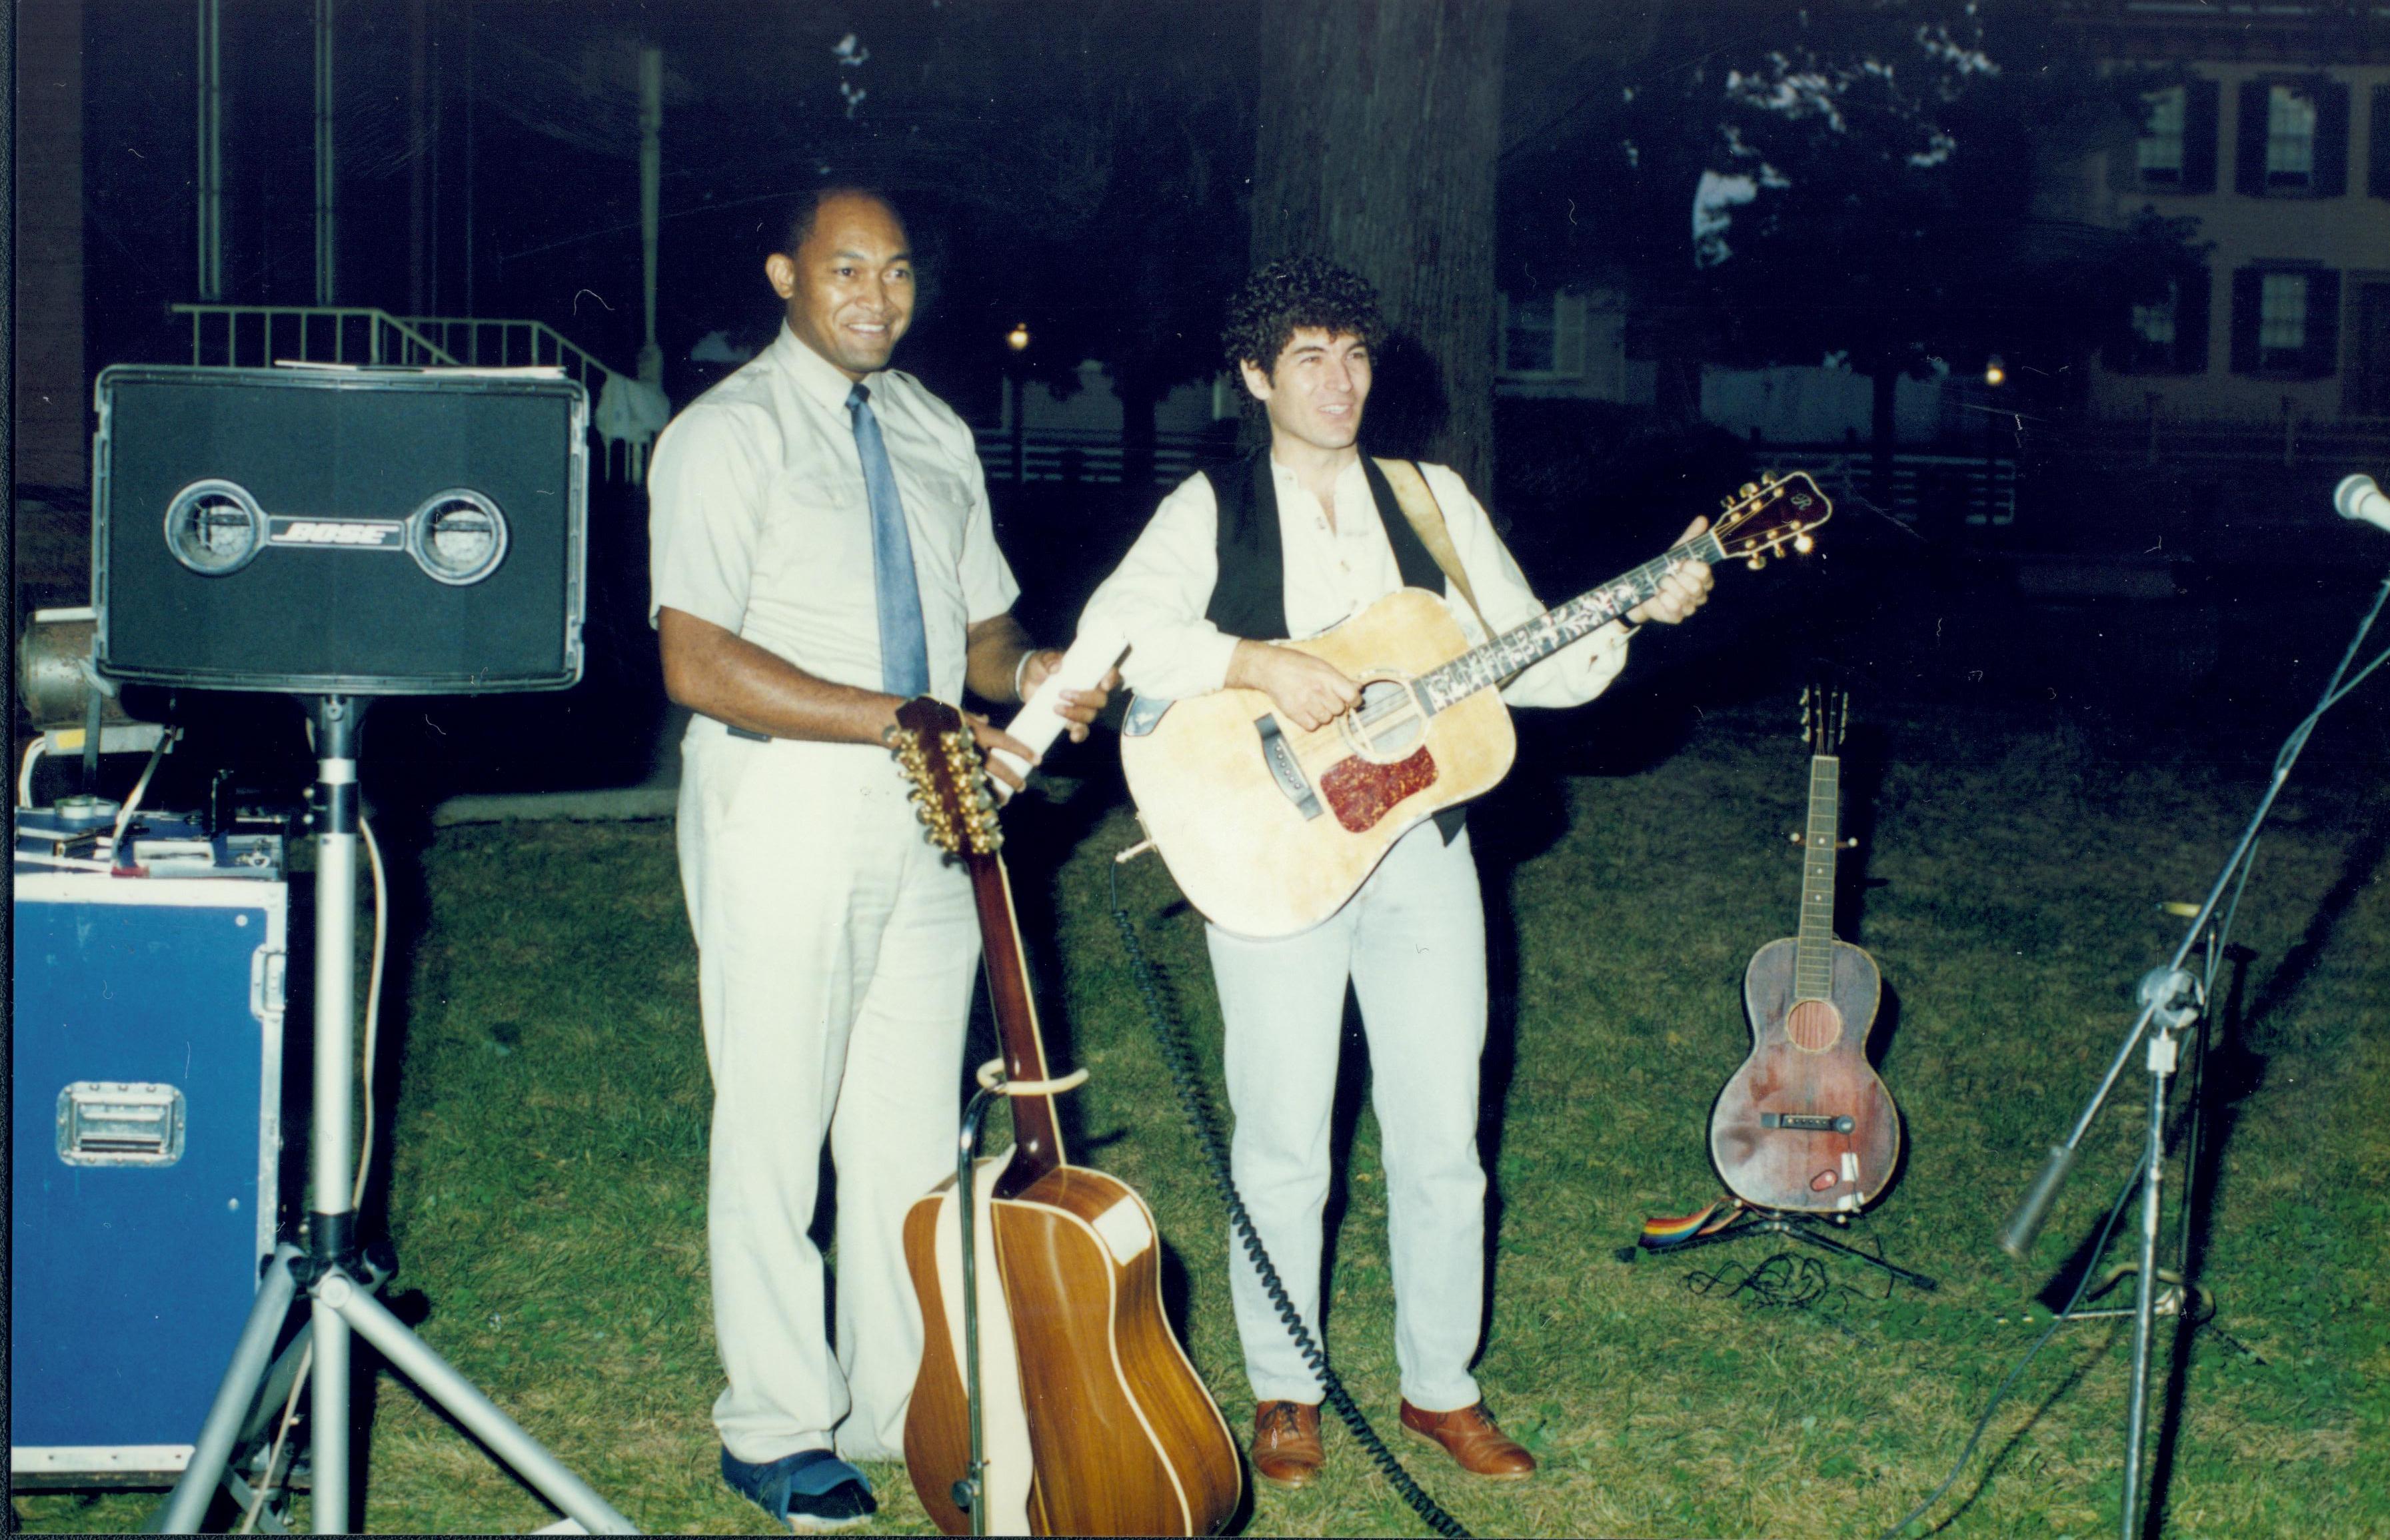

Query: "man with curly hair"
(1079, 257), (1714, 1488)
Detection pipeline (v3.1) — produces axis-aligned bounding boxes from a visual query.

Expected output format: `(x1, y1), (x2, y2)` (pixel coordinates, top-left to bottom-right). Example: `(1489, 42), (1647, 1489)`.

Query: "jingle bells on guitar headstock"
(888, 697), (1003, 860)
(1713, 471), (1833, 572)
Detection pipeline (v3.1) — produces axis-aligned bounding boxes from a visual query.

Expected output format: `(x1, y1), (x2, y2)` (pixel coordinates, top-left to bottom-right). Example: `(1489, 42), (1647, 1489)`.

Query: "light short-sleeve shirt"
(647, 323), (1020, 706)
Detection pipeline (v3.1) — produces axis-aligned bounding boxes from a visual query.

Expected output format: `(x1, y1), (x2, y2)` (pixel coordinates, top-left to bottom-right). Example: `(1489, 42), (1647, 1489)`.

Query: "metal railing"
(171, 305), (640, 480)
(393, 316), (616, 398)
(972, 426), (1219, 488)
(173, 305), (461, 369)
(1765, 448), (2019, 526)
(2071, 412), (2390, 470)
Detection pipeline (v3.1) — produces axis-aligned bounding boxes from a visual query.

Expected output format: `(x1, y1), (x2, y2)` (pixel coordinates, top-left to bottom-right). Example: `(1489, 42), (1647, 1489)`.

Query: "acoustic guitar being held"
(1708, 685), (1902, 1214)
(1120, 472), (1832, 937)
(890, 698), (1240, 1538)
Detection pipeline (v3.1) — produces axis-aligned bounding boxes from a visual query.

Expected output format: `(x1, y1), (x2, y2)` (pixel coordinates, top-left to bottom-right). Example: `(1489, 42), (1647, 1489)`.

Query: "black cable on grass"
(1877, 1153), (2148, 1540)
(1686, 1252), (1832, 1310)
(1108, 860), (1471, 1540)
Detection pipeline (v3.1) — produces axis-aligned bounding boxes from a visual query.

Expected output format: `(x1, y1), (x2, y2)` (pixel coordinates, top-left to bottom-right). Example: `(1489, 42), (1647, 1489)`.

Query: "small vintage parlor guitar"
(1118, 472), (1832, 937)
(890, 698), (1240, 1538)
(1708, 684), (1901, 1213)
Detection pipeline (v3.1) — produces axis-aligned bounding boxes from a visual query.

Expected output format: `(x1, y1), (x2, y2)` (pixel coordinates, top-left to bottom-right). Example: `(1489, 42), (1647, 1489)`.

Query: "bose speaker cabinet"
(93, 365), (588, 694)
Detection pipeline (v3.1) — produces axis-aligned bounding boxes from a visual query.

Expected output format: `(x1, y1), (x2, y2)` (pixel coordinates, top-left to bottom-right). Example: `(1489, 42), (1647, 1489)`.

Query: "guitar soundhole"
(1342, 677), (1425, 761)
(1786, 998), (1843, 1053)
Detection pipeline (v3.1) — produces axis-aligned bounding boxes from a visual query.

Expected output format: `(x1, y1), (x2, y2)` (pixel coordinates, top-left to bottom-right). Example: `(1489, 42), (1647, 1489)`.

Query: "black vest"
(1199, 450), (1468, 844)
(1202, 450), (1450, 640)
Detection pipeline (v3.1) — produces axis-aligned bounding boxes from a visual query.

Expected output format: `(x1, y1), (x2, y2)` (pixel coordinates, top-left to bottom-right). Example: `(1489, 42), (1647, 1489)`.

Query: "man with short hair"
(1079, 257), (1713, 1487)
(648, 186), (1109, 1531)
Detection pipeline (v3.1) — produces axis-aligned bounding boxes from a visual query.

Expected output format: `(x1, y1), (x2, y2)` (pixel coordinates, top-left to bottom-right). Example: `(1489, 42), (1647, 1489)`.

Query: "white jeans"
(676, 720), (978, 1465)
(1208, 820), (1489, 1413)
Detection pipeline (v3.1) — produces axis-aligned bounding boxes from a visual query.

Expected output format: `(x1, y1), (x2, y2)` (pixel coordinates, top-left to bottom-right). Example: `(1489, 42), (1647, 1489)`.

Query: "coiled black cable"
(1108, 862), (1471, 1539)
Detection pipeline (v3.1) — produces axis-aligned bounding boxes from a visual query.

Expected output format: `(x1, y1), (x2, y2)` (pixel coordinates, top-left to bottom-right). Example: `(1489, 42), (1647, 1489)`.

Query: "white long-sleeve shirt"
(1079, 455), (1630, 709)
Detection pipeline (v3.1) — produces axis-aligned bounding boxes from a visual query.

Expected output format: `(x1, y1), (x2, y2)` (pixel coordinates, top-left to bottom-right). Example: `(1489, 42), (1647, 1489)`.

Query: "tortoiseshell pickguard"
(1318, 748), (1438, 833)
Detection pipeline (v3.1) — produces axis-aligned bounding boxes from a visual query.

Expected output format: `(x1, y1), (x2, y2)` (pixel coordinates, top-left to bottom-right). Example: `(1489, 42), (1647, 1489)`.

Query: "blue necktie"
(847, 383), (930, 698)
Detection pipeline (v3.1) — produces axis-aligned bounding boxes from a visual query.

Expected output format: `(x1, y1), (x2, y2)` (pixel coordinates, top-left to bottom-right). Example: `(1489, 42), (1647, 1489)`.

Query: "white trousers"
(1209, 820), (1489, 1413)
(676, 721), (979, 1465)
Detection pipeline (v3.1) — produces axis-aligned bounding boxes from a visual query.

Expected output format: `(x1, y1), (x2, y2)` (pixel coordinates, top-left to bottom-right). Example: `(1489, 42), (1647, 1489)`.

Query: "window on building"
(2266, 85), (2317, 188)
(2258, 272), (2309, 365)
(2115, 270), (2209, 374)
(2137, 87), (2185, 186)
(2237, 77), (2349, 198)
(1504, 295), (1558, 373)
(1499, 293), (1586, 377)
(2230, 265), (2341, 377)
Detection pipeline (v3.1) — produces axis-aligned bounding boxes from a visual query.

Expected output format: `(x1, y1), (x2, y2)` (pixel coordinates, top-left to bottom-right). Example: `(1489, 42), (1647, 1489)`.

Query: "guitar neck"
(1416, 532), (1729, 713)
(966, 852), (1068, 1197)
(1793, 752), (1839, 999)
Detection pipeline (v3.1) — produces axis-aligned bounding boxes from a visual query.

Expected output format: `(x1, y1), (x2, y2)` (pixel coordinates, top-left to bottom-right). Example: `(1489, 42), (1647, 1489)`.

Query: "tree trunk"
(1251, 0), (1508, 496)
(1117, 373), (1160, 497)
(1870, 365), (1899, 508)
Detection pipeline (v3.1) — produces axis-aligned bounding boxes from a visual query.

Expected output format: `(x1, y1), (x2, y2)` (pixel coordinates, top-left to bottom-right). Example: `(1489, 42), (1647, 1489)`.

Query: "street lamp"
(1981, 355), (2006, 525)
(1004, 324), (1032, 484)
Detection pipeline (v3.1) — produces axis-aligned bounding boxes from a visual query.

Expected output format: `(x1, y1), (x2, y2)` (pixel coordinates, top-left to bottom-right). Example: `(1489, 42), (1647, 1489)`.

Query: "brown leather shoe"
(1250, 1399), (1325, 1488)
(1399, 1399), (1536, 1479)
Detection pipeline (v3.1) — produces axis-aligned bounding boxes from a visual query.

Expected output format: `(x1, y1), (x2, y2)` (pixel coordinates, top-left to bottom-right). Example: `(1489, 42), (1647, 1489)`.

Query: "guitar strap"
(1370, 456), (1494, 640)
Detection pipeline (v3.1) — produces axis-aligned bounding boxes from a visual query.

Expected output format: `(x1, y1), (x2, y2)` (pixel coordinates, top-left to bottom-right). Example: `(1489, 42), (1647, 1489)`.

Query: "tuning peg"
(1745, 552), (1767, 571)
(1740, 482), (1759, 499)
(1794, 532), (1815, 554)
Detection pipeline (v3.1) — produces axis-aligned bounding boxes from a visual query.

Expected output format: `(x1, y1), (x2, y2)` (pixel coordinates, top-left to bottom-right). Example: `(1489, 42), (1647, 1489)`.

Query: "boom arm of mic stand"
(1999, 558), (2390, 1259)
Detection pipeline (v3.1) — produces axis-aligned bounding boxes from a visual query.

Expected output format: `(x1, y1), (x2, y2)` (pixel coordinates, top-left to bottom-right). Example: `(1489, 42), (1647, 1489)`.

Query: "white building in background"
(2057, 1), (2390, 428)
(1493, 286), (1984, 446)
(1698, 364), (1973, 446)
(1494, 289), (1656, 404)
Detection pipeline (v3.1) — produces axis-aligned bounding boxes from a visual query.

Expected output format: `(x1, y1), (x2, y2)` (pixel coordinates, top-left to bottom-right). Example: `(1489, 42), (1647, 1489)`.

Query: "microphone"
(2336, 474), (2390, 534)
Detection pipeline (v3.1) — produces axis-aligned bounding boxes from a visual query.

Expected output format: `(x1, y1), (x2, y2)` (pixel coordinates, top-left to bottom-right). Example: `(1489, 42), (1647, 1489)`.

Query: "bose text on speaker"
(93, 365), (589, 694)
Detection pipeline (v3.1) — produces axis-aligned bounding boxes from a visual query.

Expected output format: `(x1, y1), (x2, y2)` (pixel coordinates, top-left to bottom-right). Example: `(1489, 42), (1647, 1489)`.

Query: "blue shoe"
(720, 1447), (877, 1534)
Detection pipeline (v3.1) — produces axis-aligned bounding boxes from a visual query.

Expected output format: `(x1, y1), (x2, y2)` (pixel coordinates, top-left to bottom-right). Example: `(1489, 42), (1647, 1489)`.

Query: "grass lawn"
(15, 690), (2388, 1537)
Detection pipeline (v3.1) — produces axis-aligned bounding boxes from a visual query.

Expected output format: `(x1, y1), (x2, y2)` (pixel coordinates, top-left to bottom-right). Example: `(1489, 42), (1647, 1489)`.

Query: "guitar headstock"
(1799, 679), (1849, 757)
(1712, 470), (1832, 572)
(890, 696), (1002, 860)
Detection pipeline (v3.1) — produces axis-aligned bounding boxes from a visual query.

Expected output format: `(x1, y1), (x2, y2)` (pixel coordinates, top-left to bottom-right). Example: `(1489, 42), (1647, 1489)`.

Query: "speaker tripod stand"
(152, 697), (634, 1535)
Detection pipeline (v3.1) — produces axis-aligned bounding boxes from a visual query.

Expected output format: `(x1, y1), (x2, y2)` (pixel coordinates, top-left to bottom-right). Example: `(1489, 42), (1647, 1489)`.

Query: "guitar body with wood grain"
(1121, 472), (1835, 938)
(1121, 588), (1515, 938)
(889, 699), (1240, 1538)
(1711, 936), (1900, 1213)
(1708, 686), (1902, 1213)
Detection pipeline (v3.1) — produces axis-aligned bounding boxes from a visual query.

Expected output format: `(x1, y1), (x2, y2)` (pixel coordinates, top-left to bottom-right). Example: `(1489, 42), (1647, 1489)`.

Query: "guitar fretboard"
(1416, 532), (1730, 714)
(1794, 753), (1839, 1000)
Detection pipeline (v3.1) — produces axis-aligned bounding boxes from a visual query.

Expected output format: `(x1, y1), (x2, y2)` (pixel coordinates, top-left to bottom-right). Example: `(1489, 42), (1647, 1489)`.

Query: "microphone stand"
(1999, 562), (2390, 1540)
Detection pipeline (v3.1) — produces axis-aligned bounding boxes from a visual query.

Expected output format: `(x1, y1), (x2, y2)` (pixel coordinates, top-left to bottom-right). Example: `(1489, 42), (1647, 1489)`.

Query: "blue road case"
(10, 862), (288, 1483)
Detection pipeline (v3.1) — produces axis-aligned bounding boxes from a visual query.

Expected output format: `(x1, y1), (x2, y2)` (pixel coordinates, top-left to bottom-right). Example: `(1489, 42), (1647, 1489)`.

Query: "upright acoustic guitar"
(890, 698), (1240, 1538)
(1120, 472), (1833, 937)
(1708, 684), (1902, 1213)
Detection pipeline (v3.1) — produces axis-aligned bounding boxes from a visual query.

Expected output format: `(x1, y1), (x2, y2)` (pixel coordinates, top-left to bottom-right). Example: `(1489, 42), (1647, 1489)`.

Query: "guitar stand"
(1626, 1203), (1938, 1293)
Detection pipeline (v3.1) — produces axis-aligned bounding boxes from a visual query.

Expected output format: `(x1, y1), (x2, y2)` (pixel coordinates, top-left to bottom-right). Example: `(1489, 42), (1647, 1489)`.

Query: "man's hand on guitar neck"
(1625, 515), (1716, 626)
(1229, 639), (1362, 733)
